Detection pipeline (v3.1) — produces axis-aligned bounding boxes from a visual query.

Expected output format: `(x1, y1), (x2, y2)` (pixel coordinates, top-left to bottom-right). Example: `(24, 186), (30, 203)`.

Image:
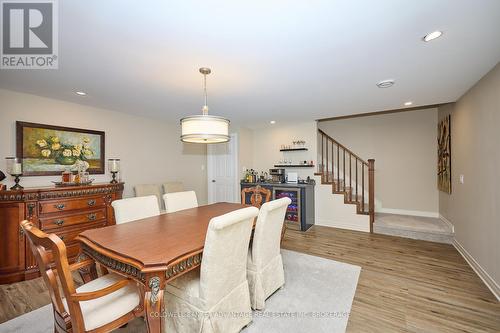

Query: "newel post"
(368, 159), (375, 233)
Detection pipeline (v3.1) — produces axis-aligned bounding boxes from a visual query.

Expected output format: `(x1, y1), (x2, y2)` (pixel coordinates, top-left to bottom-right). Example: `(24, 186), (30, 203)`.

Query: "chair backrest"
(241, 185), (271, 208)
(20, 220), (83, 331)
(250, 197), (291, 268)
(134, 184), (163, 209)
(162, 181), (184, 194)
(112, 195), (160, 224)
(163, 190), (198, 213)
(199, 206), (258, 306)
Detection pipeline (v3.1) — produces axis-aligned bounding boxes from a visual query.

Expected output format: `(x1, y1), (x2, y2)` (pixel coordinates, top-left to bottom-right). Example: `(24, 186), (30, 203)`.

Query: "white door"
(207, 133), (239, 204)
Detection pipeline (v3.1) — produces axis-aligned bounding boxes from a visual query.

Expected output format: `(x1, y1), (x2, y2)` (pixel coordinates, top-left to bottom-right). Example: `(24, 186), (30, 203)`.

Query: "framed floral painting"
(16, 121), (105, 176)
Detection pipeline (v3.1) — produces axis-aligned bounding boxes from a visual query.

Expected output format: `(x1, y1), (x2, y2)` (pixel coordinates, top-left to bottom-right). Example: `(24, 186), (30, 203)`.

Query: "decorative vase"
(55, 155), (77, 165)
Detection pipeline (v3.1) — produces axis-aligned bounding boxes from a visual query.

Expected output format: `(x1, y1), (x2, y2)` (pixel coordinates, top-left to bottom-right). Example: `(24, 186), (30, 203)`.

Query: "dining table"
(75, 202), (249, 333)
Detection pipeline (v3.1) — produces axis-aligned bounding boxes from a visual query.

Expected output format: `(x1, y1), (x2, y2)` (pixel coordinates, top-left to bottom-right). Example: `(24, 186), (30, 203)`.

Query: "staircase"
(315, 129), (375, 232)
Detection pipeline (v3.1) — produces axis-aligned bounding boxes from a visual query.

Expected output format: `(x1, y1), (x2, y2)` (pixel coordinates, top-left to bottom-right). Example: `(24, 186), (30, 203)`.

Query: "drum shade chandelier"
(180, 68), (230, 143)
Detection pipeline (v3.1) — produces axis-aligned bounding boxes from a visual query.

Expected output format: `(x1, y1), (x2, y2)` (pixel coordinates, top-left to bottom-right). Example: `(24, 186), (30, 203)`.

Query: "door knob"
(212, 180), (216, 183)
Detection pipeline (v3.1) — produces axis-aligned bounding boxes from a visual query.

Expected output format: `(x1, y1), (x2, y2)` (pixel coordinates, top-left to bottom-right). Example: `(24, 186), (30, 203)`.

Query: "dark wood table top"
(76, 202), (248, 273)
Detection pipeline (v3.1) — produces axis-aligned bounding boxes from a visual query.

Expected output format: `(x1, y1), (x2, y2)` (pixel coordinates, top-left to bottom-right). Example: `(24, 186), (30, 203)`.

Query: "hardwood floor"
(1, 226), (499, 332)
(283, 226), (500, 333)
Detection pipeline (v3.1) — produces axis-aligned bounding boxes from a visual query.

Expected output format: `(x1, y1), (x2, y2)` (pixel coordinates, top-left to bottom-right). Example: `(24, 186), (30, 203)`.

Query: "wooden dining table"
(75, 202), (248, 333)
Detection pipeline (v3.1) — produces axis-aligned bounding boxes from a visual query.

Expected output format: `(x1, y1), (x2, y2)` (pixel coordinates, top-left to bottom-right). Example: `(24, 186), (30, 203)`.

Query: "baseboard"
(452, 238), (500, 301)
(377, 208), (439, 218)
(315, 218), (370, 233)
(438, 214), (455, 233)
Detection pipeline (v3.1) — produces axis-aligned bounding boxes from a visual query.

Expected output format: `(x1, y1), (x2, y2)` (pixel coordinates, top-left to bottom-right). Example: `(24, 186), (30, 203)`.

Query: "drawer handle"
(88, 213), (97, 221)
(54, 203), (66, 210)
(54, 219), (65, 226)
(88, 199), (96, 206)
(60, 236), (65, 241)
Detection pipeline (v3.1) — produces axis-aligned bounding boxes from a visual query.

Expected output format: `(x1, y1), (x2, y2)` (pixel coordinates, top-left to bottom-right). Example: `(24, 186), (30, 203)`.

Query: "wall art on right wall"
(437, 115), (452, 193)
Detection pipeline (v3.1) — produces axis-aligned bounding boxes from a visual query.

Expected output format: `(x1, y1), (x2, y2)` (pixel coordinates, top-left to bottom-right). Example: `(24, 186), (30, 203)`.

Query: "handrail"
(318, 129), (368, 165)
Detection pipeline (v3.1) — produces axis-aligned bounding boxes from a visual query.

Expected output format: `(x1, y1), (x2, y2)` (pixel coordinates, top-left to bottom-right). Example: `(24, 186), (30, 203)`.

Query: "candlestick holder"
(110, 171), (118, 184)
(108, 158), (121, 184)
(5, 157), (23, 190)
(11, 174), (23, 190)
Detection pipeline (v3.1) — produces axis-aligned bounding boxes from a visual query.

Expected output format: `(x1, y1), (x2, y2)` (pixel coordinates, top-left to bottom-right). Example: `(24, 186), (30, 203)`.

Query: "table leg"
(144, 276), (165, 333)
(76, 253), (98, 283)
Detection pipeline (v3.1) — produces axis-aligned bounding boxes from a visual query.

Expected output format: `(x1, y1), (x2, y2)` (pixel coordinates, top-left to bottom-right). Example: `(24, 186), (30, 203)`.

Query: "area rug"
(0, 250), (360, 333)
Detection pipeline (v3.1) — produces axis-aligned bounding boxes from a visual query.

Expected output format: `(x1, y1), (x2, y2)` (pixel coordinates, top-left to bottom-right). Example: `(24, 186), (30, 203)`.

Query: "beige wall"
(318, 108), (439, 215)
(237, 127), (254, 179)
(251, 122), (317, 180)
(438, 62), (500, 289)
(0, 89), (208, 203)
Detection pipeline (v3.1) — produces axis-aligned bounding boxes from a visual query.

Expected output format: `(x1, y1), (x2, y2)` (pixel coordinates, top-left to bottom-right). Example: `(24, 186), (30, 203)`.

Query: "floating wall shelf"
(274, 164), (315, 168)
(279, 148), (308, 152)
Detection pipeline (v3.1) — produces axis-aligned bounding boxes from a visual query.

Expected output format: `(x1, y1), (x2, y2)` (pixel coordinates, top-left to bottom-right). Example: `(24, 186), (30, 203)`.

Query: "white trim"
(315, 218), (370, 233)
(452, 238), (500, 301)
(439, 214), (455, 233)
(377, 208), (439, 218)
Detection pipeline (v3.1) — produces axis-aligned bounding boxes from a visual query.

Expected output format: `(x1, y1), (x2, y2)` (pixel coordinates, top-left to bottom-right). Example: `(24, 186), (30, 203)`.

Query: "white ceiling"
(1, 0), (500, 127)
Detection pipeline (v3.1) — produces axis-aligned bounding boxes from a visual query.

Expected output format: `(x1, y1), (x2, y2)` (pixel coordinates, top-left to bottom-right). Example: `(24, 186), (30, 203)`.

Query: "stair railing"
(317, 129), (375, 232)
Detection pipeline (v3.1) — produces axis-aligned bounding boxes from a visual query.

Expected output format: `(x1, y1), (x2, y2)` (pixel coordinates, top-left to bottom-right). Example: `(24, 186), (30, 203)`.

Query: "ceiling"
(1, 0), (499, 127)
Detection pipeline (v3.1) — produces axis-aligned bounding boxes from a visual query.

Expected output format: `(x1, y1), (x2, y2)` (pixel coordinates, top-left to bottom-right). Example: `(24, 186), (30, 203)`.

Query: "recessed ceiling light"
(423, 30), (443, 42)
(376, 79), (395, 88)
(75, 91), (87, 96)
(404, 101), (413, 106)
(270, 120), (276, 125)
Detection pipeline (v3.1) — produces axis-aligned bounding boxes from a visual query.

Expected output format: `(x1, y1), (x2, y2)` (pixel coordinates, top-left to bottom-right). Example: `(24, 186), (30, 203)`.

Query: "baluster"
(355, 158), (358, 202)
(331, 140), (334, 188)
(349, 154), (352, 201)
(321, 134), (324, 175)
(326, 138), (329, 182)
(362, 163), (365, 212)
(343, 148), (346, 192)
(337, 145), (340, 191)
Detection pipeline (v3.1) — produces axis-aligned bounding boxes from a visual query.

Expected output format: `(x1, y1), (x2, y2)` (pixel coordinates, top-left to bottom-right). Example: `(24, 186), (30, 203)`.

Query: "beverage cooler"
(273, 187), (300, 225)
(273, 186), (314, 231)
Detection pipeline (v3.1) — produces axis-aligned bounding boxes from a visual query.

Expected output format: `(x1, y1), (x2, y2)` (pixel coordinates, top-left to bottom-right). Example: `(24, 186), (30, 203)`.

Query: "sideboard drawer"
(39, 208), (107, 231)
(39, 196), (106, 215)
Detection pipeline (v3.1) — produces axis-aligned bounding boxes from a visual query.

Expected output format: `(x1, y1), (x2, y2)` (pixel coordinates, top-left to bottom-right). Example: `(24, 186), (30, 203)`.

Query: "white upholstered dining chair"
(162, 181), (184, 194)
(164, 206), (259, 333)
(163, 190), (198, 213)
(111, 195), (160, 224)
(134, 184), (163, 209)
(247, 197), (291, 310)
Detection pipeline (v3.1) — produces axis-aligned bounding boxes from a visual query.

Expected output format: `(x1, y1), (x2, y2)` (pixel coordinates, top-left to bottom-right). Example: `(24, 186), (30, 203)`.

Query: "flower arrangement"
(36, 136), (94, 166)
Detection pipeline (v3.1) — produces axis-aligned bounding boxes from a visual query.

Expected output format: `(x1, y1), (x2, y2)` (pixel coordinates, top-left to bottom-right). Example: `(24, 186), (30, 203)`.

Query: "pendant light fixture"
(180, 68), (230, 143)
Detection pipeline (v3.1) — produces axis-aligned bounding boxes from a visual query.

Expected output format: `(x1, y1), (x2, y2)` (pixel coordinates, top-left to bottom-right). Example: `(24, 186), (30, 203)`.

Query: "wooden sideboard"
(0, 183), (123, 284)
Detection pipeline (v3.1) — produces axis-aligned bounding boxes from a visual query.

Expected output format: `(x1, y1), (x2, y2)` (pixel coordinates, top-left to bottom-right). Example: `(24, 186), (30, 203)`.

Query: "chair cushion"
(165, 267), (205, 309)
(63, 273), (140, 331)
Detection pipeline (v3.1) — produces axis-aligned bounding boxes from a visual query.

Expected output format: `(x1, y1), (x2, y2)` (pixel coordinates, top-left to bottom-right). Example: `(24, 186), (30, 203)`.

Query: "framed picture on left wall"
(16, 121), (105, 176)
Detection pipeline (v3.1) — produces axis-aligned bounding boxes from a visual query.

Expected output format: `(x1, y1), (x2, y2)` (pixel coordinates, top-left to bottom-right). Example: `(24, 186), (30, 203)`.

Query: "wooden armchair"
(20, 220), (144, 333)
(241, 185), (271, 208)
(241, 185), (287, 243)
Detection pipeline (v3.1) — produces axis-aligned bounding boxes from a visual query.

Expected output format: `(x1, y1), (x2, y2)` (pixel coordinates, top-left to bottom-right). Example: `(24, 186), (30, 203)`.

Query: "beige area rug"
(0, 250), (360, 333)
